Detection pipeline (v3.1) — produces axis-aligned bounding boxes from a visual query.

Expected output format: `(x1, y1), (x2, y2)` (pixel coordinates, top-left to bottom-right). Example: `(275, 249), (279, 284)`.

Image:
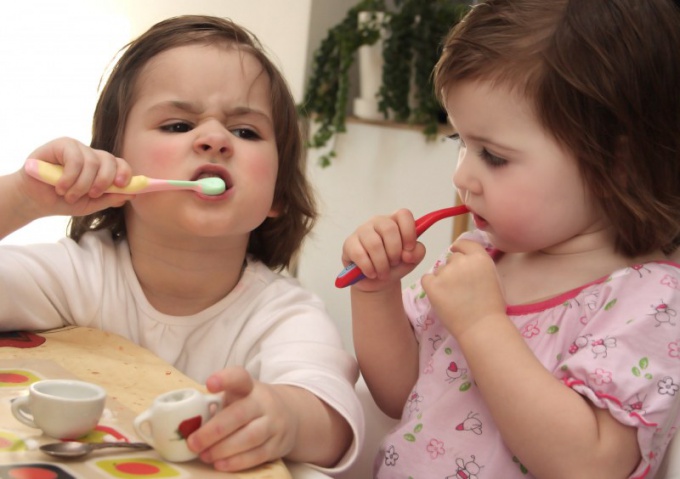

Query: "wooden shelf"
(346, 115), (454, 136)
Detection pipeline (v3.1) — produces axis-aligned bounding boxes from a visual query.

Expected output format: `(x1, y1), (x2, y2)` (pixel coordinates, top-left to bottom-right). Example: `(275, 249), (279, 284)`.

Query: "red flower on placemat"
(0, 331), (46, 348)
(176, 416), (202, 440)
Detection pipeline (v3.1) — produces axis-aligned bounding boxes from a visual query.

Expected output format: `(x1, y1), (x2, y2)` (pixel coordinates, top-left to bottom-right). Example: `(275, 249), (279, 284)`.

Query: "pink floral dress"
(375, 231), (680, 479)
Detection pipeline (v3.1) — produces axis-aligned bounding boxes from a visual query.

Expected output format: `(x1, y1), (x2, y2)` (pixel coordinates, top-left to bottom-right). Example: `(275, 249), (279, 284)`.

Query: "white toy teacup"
(133, 388), (222, 462)
(11, 379), (106, 439)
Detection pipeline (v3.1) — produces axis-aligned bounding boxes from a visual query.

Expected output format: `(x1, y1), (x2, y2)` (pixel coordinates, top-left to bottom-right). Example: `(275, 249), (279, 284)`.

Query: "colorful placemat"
(0, 358), (288, 478)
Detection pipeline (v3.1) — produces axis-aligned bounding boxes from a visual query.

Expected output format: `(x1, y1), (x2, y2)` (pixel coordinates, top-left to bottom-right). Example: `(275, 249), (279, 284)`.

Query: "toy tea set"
(10, 379), (221, 463)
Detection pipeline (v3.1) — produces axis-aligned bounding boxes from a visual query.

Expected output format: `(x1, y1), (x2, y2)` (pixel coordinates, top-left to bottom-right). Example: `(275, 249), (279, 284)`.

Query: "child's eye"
(448, 133), (468, 150)
(230, 128), (261, 140)
(479, 148), (507, 168)
(160, 122), (192, 133)
(448, 133), (506, 167)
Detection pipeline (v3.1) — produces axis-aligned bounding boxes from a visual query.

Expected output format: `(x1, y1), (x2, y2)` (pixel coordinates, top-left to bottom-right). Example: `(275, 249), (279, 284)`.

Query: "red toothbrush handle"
(335, 204), (469, 288)
(415, 204), (469, 235)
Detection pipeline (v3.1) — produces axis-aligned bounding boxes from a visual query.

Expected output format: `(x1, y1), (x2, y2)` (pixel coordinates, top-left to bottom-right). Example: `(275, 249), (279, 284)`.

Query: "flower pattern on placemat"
(0, 332), (46, 349)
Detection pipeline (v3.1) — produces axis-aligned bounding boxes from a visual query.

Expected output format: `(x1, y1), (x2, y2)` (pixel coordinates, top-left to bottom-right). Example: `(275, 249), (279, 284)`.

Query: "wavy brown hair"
(68, 15), (317, 270)
(434, 0), (680, 256)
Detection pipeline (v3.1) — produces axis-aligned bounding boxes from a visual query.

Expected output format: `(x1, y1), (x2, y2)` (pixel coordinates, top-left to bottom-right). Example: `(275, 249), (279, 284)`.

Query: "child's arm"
(0, 138), (131, 239)
(187, 367), (353, 471)
(422, 239), (640, 479)
(342, 209), (425, 418)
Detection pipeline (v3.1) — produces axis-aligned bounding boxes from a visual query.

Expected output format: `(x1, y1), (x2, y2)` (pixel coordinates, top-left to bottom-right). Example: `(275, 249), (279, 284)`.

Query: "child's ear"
(267, 205), (281, 218)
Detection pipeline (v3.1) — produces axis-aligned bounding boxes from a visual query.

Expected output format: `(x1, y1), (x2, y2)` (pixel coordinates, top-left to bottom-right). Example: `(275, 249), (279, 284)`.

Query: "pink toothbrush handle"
(335, 205), (469, 288)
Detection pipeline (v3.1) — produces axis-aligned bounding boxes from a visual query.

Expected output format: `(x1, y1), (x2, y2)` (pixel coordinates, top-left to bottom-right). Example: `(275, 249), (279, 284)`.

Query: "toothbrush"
(24, 159), (226, 196)
(335, 204), (470, 288)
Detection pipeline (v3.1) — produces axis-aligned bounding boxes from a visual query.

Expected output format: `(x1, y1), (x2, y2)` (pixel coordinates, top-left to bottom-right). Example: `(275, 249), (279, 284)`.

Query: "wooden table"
(0, 326), (292, 479)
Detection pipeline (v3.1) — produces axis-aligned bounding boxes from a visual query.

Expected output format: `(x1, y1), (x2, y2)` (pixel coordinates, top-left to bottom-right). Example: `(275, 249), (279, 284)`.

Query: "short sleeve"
(556, 263), (680, 477)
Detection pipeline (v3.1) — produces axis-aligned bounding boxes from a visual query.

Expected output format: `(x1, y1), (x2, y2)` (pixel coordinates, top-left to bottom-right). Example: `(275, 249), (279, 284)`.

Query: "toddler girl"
(341, 1), (680, 477)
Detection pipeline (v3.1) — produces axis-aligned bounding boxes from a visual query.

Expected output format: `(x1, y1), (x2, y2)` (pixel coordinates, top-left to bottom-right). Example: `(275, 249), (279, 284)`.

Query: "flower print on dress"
(658, 377), (680, 396)
(589, 368), (613, 386)
(455, 411), (483, 435)
(426, 438), (446, 459)
(521, 319), (540, 339)
(667, 339), (680, 360)
(661, 274), (680, 291)
(650, 300), (677, 327)
(383, 445), (399, 467)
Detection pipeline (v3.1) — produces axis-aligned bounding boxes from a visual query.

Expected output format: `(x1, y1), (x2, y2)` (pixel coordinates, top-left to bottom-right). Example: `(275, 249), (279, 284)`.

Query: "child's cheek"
(246, 153), (279, 186)
(128, 142), (183, 177)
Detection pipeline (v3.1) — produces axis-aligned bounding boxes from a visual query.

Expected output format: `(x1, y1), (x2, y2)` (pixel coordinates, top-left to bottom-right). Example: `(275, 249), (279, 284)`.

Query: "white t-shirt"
(0, 230), (363, 472)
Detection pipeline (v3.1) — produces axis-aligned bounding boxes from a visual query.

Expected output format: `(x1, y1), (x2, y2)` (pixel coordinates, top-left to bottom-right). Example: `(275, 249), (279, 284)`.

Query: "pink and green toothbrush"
(24, 159), (226, 196)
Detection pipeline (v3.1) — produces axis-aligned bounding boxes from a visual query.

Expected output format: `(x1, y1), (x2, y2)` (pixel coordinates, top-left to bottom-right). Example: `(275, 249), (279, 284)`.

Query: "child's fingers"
(113, 157), (133, 187)
(62, 150), (119, 201)
(206, 366), (254, 404)
(29, 138), (129, 202)
(391, 208), (418, 251)
(449, 238), (485, 255)
(341, 209), (418, 281)
(360, 222), (399, 277)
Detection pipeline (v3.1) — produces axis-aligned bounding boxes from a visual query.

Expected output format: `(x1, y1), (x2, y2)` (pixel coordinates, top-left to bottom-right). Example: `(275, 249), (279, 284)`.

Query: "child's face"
(120, 44), (278, 243)
(445, 80), (607, 254)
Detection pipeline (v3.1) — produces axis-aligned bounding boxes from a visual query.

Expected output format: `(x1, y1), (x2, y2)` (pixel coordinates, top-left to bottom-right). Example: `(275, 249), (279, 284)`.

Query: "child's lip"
(471, 211), (488, 229)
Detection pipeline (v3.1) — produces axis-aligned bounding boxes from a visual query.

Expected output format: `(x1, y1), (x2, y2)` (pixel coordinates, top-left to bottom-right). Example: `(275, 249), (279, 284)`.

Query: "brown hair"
(68, 15), (316, 270)
(434, 0), (680, 256)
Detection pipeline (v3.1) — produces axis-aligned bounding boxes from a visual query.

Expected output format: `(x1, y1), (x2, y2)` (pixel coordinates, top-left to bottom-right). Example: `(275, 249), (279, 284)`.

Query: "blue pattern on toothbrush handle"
(335, 263), (365, 288)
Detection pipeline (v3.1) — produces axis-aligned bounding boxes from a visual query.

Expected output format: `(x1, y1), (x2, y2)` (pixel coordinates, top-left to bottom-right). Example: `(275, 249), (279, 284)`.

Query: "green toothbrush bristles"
(195, 177), (226, 196)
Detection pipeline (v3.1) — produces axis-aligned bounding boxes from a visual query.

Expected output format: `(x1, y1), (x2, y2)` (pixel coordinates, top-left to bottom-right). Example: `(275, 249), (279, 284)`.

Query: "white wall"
(297, 122), (460, 353)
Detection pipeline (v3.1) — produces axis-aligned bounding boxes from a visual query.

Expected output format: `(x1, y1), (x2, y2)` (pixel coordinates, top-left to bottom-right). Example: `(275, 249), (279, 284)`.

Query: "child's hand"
(340, 208), (427, 291)
(421, 239), (507, 338)
(187, 367), (297, 472)
(20, 137), (132, 217)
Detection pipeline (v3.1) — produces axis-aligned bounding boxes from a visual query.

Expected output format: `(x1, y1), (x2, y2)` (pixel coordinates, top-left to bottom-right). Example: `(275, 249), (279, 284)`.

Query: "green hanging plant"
(299, 0), (470, 167)
(298, 0), (386, 167)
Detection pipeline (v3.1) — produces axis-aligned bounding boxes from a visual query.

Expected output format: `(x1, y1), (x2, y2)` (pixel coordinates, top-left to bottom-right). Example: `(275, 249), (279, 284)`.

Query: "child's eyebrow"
(149, 100), (202, 114)
(149, 100), (271, 121)
(464, 133), (520, 154)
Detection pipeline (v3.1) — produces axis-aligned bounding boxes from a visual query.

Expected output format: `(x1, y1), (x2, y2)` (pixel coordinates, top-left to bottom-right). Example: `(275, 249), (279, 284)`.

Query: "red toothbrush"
(335, 204), (469, 288)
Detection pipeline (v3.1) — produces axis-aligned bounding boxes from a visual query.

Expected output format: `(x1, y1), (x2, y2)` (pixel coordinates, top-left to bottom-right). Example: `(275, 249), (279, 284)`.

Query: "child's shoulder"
(572, 260), (680, 320)
(606, 260), (680, 288)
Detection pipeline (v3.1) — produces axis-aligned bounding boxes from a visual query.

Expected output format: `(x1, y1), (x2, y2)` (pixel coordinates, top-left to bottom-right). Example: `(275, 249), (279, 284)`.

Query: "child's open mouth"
(472, 212), (488, 229)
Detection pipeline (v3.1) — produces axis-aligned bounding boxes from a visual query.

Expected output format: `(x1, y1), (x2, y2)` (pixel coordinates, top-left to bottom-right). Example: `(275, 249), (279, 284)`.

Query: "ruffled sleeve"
(555, 263), (680, 478)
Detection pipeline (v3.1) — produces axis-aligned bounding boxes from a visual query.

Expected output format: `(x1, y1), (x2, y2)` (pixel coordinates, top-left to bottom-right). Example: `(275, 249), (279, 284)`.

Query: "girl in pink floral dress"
(341, 0), (680, 477)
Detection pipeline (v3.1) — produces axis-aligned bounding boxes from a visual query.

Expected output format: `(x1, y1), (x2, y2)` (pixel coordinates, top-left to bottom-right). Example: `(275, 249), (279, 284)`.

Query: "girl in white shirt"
(0, 15), (362, 475)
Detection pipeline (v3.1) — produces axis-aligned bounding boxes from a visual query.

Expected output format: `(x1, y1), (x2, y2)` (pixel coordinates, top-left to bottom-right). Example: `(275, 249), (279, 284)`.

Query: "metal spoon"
(40, 441), (151, 458)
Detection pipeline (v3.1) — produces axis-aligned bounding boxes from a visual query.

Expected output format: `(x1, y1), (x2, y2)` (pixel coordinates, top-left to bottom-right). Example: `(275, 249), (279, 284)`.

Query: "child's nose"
(452, 151), (479, 197)
(194, 123), (231, 157)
